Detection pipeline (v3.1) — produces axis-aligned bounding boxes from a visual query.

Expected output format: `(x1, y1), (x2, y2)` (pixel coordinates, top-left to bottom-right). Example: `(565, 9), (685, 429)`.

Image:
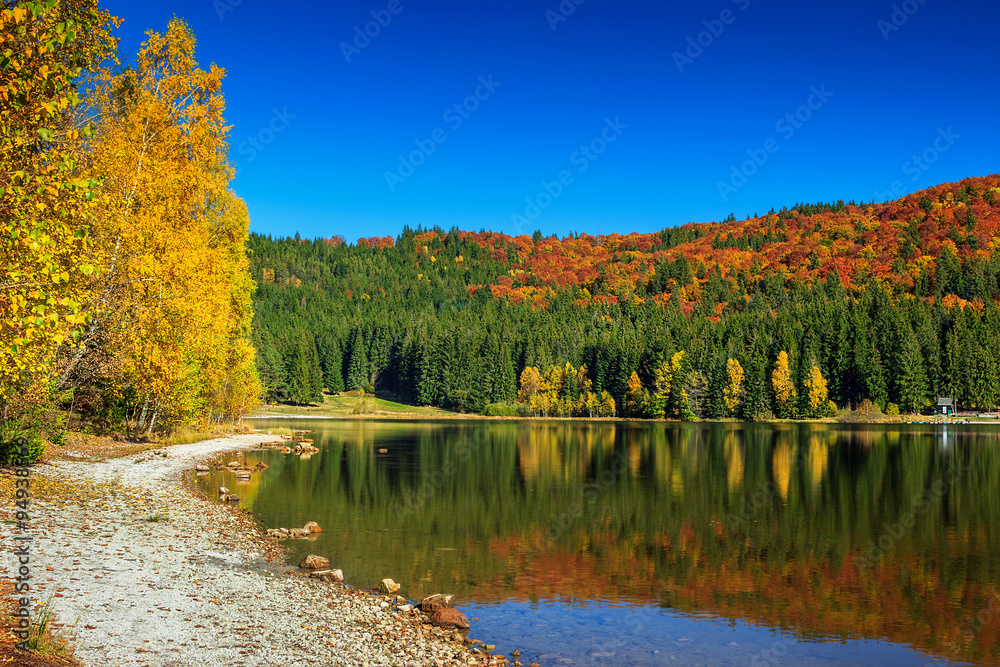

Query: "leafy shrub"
(0, 436), (45, 466)
(886, 402), (900, 416)
(857, 399), (883, 416)
(484, 402), (520, 417)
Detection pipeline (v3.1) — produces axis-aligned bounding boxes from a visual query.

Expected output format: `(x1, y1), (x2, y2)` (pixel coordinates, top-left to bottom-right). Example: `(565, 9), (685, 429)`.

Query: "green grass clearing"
(248, 392), (457, 419)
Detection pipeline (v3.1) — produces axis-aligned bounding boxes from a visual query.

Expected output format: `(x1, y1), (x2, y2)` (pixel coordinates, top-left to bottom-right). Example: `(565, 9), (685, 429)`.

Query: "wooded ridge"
(250, 174), (1000, 421)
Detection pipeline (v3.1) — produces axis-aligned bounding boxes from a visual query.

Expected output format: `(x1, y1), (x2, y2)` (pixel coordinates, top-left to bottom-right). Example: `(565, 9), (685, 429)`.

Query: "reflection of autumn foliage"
(477, 527), (1000, 665)
(242, 421), (1000, 667)
(467, 425), (1000, 665)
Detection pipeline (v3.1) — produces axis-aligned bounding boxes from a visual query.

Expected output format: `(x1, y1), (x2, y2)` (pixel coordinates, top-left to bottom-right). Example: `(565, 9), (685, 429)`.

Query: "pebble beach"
(3, 434), (511, 666)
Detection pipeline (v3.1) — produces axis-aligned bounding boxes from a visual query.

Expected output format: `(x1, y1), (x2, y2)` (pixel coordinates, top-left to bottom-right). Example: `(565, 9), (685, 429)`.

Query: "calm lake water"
(195, 420), (1000, 666)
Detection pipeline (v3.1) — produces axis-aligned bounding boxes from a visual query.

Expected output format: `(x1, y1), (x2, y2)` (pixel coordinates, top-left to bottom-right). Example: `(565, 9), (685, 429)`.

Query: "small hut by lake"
(936, 397), (955, 416)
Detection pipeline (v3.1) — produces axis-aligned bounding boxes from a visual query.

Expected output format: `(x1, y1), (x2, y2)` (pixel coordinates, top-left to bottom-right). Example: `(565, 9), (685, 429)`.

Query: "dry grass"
(45, 423), (254, 462)
(158, 423), (253, 446)
(0, 581), (80, 667)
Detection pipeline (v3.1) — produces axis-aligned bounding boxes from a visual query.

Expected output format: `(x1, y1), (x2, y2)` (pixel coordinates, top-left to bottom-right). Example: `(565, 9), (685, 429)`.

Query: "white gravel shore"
(4, 434), (495, 666)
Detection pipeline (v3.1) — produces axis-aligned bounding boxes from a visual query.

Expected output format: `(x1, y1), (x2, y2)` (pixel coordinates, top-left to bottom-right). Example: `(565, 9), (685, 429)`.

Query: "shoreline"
(3, 433), (500, 666)
(245, 412), (997, 425)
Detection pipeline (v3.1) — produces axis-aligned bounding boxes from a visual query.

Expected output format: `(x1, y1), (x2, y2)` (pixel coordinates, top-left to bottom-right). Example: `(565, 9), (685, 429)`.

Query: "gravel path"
(5, 435), (495, 666)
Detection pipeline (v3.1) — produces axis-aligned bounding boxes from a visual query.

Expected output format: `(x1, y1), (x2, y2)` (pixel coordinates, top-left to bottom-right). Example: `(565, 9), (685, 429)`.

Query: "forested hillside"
(250, 175), (1000, 419)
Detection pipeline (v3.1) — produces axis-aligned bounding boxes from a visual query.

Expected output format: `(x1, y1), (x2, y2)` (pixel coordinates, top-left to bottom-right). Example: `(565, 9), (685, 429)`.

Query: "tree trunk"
(136, 395), (149, 434)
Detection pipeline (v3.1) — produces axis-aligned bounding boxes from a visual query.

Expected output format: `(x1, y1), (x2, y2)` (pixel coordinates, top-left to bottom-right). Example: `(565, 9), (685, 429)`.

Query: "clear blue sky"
(102, 0), (1000, 242)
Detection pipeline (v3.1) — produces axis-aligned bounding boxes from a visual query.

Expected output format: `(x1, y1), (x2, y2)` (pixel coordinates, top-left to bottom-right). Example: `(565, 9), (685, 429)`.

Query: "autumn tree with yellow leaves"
(0, 0), (117, 444)
(1, 9), (260, 447)
(771, 351), (797, 418)
(722, 359), (745, 417)
(803, 364), (831, 418)
(68, 18), (261, 433)
(516, 362), (613, 418)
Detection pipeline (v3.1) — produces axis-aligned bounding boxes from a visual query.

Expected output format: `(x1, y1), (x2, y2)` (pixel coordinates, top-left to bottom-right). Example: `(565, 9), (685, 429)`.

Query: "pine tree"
(285, 333), (323, 404)
(495, 347), (517, 403)
(256, 342), (287, 403)
(941, 328), (962, 405)
(346, 329), (369, 391)
(318, 335), (345, 393)
(896, 329), (928, 414)
(303, 335), (324, 403)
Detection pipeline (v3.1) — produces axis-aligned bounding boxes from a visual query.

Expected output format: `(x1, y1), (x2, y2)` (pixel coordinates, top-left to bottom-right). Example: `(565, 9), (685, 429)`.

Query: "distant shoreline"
(244, 412), (999, 425)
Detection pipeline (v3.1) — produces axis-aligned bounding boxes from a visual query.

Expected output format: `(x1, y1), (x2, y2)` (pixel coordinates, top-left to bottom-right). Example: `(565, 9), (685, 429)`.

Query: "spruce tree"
(896, 329), (928, 414)
(346, 329), (369, 391)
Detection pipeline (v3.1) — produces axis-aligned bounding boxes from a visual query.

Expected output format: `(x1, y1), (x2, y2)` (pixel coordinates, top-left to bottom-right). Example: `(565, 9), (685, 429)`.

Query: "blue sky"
(101, 0), (1000, 242)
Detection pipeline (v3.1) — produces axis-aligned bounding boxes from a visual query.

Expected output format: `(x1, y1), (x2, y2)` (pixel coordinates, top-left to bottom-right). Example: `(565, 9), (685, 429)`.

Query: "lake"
(195, 420), (1000, 666)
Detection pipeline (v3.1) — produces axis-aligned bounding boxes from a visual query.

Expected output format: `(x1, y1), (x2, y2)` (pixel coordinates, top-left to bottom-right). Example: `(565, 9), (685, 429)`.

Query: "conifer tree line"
(1, 3), (260, 450)
(249, 175), (1000, 420)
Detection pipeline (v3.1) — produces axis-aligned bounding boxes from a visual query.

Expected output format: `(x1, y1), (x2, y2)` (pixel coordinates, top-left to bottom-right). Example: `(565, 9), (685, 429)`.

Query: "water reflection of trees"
(220, 422), (1000, 666)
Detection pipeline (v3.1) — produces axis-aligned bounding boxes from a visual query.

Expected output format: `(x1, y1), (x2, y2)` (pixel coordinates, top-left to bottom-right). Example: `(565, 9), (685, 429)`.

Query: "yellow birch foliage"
(804, 365), (829, 417)
(652, 358), (674, 418)
(626, 370), (644, 416)
(87, 18), (259, 430)
(723, 358), (744, 415)
(0, 1), (117, 411)
(771, 350), (796, 417)
(598, 390), (616, 417)
(517, 366), (541, 403)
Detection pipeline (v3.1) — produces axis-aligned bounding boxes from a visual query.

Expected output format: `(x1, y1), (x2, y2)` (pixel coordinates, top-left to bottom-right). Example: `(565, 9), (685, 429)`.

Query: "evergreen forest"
(249, 175), (1000, 420)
